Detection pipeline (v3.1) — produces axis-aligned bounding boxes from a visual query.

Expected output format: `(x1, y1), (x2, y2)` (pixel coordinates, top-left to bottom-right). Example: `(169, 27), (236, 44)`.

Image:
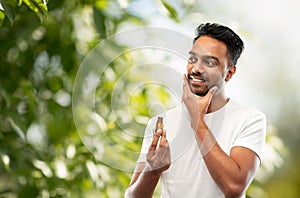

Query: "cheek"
(217, 67), (228, 78)
(206, 69), (227, 85)
(186, 63), (193, 73)
(207, 68), (223, 78)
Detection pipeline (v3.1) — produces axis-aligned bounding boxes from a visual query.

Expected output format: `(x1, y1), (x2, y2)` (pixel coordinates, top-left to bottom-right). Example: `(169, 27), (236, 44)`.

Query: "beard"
(190, 84), (209, 96)
(187, 73), (210, 96)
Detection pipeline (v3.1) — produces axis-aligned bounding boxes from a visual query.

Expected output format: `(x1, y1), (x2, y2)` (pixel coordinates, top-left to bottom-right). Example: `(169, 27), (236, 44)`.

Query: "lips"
(189, 75), (205, 82)
(188, 74), (207, 83)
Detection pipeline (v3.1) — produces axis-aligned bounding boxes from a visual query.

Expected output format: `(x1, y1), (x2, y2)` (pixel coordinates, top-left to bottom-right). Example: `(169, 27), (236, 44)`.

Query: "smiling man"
(125, 23), (266, 198)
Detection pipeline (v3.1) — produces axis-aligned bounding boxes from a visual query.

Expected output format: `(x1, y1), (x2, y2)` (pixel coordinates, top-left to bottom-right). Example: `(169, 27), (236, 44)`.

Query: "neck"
(206, 90), (229, 114)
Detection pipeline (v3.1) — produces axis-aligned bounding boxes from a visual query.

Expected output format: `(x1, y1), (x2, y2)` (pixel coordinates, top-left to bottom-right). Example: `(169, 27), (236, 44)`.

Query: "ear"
(225, 65), (236, 82)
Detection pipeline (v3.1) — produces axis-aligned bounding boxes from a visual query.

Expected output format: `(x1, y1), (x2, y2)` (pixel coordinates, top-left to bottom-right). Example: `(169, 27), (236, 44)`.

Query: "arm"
(125, 162), (160, 198)
(182, 75), (261, 198)
(196, 119), (260, 198)
(125, 130), (171, 198)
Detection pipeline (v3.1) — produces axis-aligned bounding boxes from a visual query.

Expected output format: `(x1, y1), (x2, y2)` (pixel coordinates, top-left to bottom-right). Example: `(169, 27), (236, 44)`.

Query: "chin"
(194, 91), (209, 97)
(187, 79), (209, 96)
(191, 88), (209, 97)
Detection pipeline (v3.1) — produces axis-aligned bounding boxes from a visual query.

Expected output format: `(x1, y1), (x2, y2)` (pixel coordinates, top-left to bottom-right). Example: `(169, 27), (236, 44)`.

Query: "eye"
(188, 56), (198, 64)
(205, 61), (217, 67)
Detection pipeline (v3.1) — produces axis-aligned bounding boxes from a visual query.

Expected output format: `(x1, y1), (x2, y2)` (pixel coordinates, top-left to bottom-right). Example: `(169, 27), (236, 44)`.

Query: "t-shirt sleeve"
(232, 110), (267, 162)
(136, 117), (155, 163)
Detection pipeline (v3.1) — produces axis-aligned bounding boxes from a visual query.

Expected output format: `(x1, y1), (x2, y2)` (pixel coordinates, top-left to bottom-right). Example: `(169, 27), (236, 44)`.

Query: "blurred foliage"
(0, 0), (178, 197)
(0, 0), (298, 198)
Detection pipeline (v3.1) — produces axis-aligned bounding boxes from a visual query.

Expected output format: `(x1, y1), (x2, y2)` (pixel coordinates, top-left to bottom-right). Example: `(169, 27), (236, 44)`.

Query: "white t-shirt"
(137, 99), (266, 198)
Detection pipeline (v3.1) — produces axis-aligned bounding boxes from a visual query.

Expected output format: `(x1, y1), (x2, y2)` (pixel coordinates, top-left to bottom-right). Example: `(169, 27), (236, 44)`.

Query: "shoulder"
(227, 100), (266, 121)
(228, 100), (267, 144)
(228, 100), (267, 161)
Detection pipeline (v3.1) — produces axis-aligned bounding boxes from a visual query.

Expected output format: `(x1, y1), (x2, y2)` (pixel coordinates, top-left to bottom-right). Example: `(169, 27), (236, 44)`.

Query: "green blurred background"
(0, 0), (299, 197)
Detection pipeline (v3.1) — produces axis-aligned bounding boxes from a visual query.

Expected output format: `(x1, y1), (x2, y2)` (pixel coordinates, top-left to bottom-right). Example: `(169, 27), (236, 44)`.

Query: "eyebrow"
(188, 51), (220, 63)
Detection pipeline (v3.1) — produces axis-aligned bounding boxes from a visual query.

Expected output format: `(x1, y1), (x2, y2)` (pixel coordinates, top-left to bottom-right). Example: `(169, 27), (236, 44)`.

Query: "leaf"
(160, 0), (179, 23)
(0, 10), (4, 27)
(0, 0), (16, 24)
(23, 0), (48, 13)
(8, 117), (26, 142)
(94, 0), (108, 10)
(16, 0), (48, 23)
(93, 6), (107, 38)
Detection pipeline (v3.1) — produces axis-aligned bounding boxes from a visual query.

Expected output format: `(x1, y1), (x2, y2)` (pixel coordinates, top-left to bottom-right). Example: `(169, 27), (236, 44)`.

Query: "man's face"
(186, 36), (233, 96)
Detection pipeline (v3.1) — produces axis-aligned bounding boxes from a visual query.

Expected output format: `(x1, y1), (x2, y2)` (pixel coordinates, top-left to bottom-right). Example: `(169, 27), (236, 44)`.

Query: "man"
(125, 23), (266, 198)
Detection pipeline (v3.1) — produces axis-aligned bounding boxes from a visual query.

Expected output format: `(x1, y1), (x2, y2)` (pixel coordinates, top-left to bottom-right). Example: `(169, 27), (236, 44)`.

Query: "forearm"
(195, 119), (248, 197)
(125, 166), (161, 198)
(126, 129), (170, 198)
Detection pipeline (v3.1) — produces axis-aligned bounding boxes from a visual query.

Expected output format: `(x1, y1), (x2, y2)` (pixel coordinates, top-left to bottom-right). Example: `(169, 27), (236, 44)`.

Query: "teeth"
(192, 78), (203, 82)
(190, 75), (205, 82)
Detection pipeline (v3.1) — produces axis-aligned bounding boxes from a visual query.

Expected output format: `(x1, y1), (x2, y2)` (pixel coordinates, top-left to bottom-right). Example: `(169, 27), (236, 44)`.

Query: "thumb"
(209, 86), (218, 96)
(206, 86), (218, 102)
(201, 86), (218, 105)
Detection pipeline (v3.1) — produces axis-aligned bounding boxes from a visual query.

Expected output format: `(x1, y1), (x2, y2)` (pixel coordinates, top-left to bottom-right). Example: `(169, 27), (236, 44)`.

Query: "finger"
(209, 86), (218, 96)
(151, 133), (168, 161)
(183, 74), (189, 91)
(155, 137), (169, 161)
(160, 142), (171, 162)
(183, 74), (188, 84)
(148, 129), (162, 152)
(182, 74), (192, 99)
(153, 142), (170, 166)
(159, 130), (167, 148)
(153, 128), (162, 137)
(206, 86), (218, 102)
(151, 142), (168, 163)
(182, 75), (187, 97)
(158, 141), (170, 159)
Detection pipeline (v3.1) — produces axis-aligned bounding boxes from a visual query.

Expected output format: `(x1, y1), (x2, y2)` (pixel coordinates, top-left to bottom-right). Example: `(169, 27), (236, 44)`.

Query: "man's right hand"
(146, 129), (171, 176)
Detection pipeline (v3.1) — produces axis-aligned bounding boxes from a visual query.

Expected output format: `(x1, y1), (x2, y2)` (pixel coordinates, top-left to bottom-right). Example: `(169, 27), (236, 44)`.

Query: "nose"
(191, 63), (204, 74)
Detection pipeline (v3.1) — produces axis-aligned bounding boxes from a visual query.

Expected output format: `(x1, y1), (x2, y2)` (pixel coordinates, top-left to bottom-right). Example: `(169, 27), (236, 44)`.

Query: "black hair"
(193, 23), (244, 66)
